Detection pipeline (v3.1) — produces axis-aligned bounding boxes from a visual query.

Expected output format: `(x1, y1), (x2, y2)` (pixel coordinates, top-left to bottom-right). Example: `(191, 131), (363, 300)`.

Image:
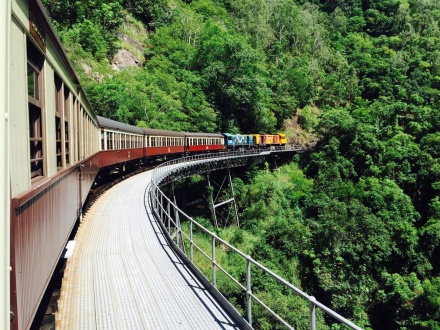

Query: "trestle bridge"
(57, 148), (362, 330)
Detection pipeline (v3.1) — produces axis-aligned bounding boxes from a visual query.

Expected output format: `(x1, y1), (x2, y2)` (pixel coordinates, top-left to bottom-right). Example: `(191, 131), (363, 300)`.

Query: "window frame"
(27, 39), (45, 181)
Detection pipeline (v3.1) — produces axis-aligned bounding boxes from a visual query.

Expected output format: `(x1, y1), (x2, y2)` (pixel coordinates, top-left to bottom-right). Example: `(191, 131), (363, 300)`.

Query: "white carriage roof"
(97, 116), (144, 134)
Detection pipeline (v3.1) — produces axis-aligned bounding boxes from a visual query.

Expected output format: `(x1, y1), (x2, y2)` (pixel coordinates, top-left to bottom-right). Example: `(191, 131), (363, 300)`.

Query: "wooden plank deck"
(56, 170), (240, 329)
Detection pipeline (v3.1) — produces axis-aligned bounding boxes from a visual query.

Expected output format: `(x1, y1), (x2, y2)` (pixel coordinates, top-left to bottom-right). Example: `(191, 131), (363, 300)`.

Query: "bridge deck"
(56, 170), (240, 329)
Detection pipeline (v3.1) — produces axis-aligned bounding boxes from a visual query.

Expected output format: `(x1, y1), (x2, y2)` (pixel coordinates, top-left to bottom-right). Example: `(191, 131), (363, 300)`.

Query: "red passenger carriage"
(185, 132), (225, 153)
(142, 128), (186, 157)
(97, 116), (145, 169)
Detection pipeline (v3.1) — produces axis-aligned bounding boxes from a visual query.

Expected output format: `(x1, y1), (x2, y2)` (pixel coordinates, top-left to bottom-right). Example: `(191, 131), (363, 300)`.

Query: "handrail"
(148, 148), (363, 330)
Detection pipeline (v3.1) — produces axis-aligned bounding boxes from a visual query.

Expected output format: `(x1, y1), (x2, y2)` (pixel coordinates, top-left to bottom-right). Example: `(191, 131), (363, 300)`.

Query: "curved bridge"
(148, 149), (363, 330)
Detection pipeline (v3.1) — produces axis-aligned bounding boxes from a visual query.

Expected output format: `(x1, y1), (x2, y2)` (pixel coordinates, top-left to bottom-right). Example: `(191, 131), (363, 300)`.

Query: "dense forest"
(42, 0), (440, 328)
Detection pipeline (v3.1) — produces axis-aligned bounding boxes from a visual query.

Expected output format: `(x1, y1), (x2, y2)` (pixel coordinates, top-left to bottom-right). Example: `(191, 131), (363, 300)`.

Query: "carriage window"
(64, 86), (70, 165)
(28, 39), (45, 180)
(101, 131), (105, 150)
(55, 75), (63, 169)
(72, 98), (78, 162)
(107, 132), (113, 150)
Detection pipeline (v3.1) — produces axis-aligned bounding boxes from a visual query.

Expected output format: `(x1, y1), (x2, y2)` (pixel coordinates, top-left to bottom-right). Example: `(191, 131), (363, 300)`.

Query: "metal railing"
(148, 149), (363, 330)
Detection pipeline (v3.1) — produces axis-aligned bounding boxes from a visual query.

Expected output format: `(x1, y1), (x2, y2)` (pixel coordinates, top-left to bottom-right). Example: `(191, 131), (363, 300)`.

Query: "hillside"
(42, 1), (440, 328)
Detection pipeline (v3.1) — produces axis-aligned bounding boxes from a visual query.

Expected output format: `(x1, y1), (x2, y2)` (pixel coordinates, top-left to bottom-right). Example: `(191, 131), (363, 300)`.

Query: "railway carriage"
(7, 1), (101, 329)
(185, 132), (225, 153)
(97, 116), (144, 169)
(143, 128), (186, 157)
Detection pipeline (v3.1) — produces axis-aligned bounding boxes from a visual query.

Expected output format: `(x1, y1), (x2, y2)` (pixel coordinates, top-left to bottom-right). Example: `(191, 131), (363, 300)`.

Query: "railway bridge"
(55, 149), (362, 330)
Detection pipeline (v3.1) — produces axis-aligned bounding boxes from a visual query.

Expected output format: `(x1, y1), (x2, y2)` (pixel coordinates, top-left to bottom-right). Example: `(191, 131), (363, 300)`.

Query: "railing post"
(190, 221), (194, 262)
(309, 296), (316, 330)
(175, 205), (180, 247)
(212, 236), (216, 287)
(246, 257), (252, 327)
(167, 199), (171, 233)
(160, 193), (163, 223)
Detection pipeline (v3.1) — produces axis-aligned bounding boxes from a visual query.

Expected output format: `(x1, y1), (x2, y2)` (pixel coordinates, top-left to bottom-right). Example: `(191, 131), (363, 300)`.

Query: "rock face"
(111, 49), (141, 71)
(118, 33), (144, 53)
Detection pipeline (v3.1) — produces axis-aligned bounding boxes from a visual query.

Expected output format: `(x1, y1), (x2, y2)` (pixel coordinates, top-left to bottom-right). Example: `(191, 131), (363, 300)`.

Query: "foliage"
(122, 0), (168, 28)
(42, 0), (125, 59)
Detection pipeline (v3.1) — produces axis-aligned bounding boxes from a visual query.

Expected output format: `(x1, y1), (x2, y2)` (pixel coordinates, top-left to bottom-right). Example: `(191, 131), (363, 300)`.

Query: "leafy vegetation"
(42, 0), (440, 328)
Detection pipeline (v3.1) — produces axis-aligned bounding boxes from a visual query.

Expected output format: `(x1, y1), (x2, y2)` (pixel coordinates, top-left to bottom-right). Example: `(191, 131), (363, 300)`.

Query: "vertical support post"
(156, 189), (160, 213)
(160, 193), (163, 223)
(212, 236), (216, 287)
(310, 296), (316, 330)
(171, 184), (183, 252)
(175, 205), (180, 247)
(246, 257), (252, 327)
(207, 173), (218, 229)
(167, 199), (170, 234)
(228, 168), (240, 228)
(190, 221), (194, 262)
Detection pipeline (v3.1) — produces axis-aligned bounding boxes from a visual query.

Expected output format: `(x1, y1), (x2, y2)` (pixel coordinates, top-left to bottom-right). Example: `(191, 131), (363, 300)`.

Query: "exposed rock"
(117, 33), (144, 52)
(111, 49), (141, 71)
(284, 115), (319, 149)
(82, 63), (92, 75)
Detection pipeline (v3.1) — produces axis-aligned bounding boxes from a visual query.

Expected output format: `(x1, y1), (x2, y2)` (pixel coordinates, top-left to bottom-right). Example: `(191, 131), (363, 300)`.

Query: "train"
(97, 115), (287, 173)
(2, 1), (288, 329)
